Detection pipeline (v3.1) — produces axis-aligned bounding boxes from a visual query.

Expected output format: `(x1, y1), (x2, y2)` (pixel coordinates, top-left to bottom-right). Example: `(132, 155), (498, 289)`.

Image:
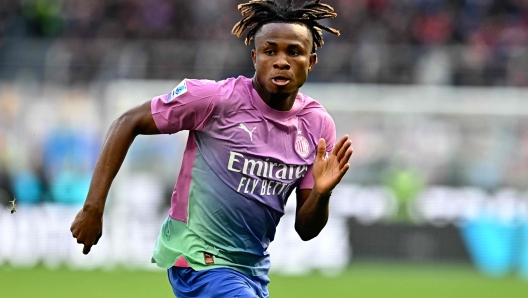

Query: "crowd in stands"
(0, 0), (526, 45)
(0, 0), (527, 85)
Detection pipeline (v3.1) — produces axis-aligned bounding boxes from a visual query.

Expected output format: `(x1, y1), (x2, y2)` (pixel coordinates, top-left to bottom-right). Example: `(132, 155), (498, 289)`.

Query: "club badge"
(295, 130), (310, 158)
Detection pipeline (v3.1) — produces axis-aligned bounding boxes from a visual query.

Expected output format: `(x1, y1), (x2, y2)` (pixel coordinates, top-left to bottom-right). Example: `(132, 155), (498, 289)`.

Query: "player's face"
(252, 23), (317, 97)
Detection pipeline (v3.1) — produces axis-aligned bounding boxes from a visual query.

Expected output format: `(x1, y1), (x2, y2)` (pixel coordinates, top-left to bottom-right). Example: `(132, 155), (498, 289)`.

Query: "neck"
(252, 77), (298, 112)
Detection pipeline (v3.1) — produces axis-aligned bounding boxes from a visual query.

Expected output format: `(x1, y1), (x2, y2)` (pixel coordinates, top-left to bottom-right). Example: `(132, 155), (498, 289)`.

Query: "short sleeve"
(298, 115), (337, 190)
(150, 79), (223, 134)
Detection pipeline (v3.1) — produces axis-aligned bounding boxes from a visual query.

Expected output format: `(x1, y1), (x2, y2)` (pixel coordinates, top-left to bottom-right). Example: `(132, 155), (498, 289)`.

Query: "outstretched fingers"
(339, 149), (353, 175)
(317, 134), (353, 175)
(332, 135), (352, 163)
(337, 139), (352, 160)
(332, 134), (349, 157)
(339, 144), (353, 168)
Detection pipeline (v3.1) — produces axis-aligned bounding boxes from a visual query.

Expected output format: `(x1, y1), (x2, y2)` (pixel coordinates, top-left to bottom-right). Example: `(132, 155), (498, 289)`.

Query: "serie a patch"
(167, 79), (188, 102)
(204, 252), (214, 265)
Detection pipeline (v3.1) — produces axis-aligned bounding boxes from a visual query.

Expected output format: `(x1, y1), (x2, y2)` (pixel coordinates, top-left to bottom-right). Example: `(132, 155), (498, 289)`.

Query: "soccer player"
(70, 0), (353, 297)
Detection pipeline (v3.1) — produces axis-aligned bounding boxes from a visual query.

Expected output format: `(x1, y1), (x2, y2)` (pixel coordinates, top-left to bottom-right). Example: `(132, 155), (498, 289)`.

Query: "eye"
(290, 51), (300, 56)
(265, 50), (275, 55)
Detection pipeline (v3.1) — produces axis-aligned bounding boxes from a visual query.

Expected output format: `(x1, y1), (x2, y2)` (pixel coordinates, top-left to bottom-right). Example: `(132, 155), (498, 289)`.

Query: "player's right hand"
(70, 208), (103, 255)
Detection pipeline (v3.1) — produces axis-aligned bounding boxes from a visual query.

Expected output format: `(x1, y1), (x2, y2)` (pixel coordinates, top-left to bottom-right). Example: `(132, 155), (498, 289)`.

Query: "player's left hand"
(312, 135), (353, 196)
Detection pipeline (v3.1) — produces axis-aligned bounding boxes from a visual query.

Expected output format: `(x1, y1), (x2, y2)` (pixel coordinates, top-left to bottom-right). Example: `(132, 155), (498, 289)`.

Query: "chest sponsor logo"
(295, 130), (310, 158)
(227, 151), (308, 197)
(238, 123), (256, 142)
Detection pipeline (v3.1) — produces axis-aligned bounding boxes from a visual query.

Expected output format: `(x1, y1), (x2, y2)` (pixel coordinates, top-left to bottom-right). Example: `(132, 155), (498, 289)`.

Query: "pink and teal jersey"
(150, 76), (336, 277)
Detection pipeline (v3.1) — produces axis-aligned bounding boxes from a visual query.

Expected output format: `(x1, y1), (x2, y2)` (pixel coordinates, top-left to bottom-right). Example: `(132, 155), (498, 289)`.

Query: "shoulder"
(180, 76), (251, 98)
(297, 92), (334, 122)
(297, 92), (336, 138)
(170, 78), (223, 99)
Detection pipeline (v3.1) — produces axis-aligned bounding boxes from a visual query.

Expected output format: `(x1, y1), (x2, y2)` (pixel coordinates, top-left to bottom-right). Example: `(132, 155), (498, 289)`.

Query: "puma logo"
(239, 123), (256, 141)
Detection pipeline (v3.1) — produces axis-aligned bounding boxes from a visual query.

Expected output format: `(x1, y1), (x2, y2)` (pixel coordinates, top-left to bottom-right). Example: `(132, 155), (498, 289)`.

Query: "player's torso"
(194, 86), (318, 214)
(185, 82), (325, 259)
(152, 77), (332, 274)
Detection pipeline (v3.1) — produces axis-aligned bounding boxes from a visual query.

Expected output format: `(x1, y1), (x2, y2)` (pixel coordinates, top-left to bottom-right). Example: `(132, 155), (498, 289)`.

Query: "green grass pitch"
(1, 261), (527, 298)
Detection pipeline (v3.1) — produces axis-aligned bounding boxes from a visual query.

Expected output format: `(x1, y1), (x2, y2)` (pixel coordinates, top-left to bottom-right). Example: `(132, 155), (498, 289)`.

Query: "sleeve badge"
(167, 79), (188, 102)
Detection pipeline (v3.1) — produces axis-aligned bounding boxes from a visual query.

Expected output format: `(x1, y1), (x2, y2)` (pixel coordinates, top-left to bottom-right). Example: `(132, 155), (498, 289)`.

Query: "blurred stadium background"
(2, 0), (528, 297)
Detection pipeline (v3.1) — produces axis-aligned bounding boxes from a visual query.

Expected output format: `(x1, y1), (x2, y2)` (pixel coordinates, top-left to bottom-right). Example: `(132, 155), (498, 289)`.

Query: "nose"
(273, 53), (290, 70)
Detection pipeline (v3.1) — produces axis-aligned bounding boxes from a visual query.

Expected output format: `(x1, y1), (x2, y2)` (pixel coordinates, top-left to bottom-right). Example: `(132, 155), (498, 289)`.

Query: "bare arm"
(70, 100), (160, 254)
(294, 135), (353, 241)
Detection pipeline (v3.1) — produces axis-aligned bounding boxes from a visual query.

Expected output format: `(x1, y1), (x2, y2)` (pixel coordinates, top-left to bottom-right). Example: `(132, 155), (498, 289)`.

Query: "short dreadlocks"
(232, 0), (340, 52)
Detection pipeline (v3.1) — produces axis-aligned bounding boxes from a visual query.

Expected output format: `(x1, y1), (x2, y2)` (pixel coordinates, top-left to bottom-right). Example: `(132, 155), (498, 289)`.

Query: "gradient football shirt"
(150, 76), (336, 277)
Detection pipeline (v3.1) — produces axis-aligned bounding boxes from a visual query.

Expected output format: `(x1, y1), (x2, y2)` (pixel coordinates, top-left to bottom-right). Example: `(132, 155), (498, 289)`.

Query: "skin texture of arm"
(295, 135), (353, 241)
(70, 100), (160, 254)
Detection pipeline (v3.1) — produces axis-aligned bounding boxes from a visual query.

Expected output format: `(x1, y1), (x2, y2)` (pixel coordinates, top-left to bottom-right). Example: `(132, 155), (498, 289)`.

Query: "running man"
(71, 0), (353, 297)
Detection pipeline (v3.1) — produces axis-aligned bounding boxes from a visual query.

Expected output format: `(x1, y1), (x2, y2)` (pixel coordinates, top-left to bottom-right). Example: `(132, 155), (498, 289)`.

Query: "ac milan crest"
(295, 131), (310, 158)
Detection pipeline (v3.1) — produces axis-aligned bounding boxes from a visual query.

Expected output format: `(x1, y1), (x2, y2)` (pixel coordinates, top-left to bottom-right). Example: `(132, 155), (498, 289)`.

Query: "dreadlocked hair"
(232, 0), (340, 52)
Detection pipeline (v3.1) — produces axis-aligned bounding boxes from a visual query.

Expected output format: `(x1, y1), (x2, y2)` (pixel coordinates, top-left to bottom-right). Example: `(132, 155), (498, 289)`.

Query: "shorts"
(167, 266), (270, 298)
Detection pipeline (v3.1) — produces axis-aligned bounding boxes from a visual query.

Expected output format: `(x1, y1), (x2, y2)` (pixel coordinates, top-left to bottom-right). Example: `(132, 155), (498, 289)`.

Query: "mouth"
(271, 76), (291, 86)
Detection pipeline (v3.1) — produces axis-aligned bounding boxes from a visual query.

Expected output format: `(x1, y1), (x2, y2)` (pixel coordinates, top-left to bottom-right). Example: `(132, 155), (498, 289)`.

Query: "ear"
(251, 49), (257, 70)
(308, 53), (317, 72)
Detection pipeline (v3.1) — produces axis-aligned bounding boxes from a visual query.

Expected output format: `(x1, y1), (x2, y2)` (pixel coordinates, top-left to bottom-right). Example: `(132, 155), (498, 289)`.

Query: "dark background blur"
(1, 0), (528, 85)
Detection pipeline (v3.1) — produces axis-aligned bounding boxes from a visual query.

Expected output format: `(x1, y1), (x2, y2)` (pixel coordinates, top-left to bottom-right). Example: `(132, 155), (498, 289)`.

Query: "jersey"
(150, 76), (336, 277)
